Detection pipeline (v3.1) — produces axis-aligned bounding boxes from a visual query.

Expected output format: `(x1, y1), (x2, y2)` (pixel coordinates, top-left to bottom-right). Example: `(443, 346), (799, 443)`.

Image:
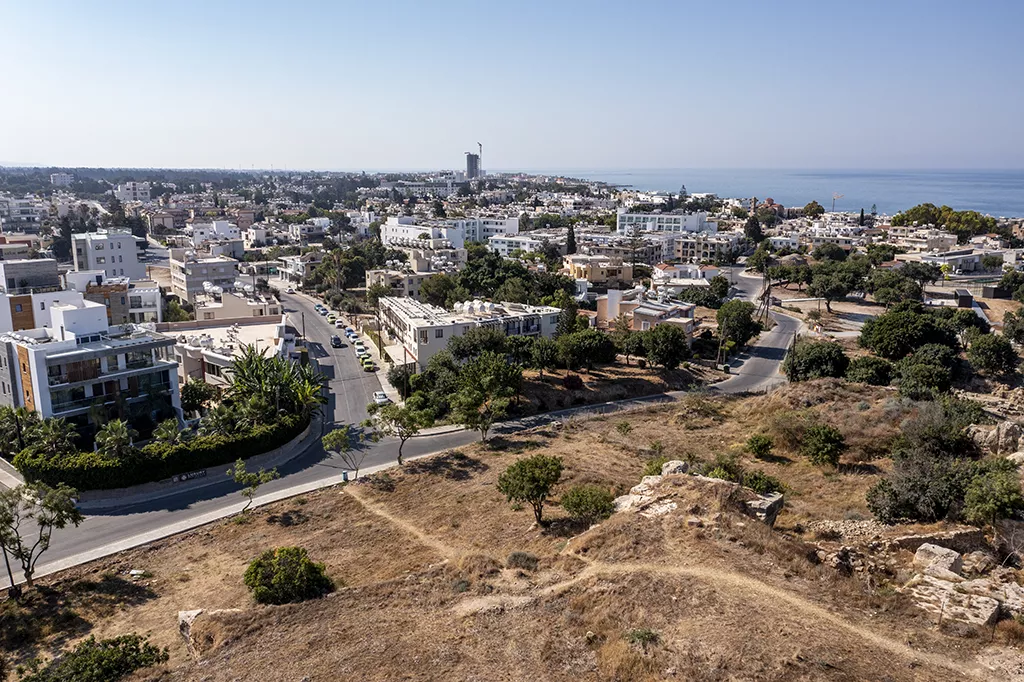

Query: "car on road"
(335, 320), (345, 328)
(286, 287), (295, 294)
(372, 391), (390, 405)
(362, 361), (376, 372)
(330, 335), (344, 348)
(356, 351), (370, 361)
(318, 308), (328, 316)
(327, 313), (337, 324)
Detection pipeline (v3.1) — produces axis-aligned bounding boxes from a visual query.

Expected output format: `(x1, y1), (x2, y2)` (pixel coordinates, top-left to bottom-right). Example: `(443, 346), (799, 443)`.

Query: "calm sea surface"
(516, 169), (1024, 218)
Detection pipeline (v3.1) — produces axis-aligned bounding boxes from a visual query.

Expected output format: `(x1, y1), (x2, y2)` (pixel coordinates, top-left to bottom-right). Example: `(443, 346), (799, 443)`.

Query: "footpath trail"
(343, 486), (991, 681)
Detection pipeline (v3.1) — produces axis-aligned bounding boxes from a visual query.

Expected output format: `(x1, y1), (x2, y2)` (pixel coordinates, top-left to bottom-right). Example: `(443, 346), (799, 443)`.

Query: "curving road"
(2, 279), (793, 587)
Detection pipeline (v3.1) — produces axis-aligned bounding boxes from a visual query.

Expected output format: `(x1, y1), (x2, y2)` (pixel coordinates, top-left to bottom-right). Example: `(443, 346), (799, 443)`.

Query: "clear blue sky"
(1, 0), (1021, 171)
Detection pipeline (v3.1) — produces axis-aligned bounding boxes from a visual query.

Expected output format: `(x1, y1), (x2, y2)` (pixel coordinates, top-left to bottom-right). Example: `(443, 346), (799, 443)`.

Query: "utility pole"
(301, 311), (305, 341)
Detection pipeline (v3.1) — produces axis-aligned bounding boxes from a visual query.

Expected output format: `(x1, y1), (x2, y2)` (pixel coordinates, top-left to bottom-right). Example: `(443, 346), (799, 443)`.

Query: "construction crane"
(831, 192), (844, 212)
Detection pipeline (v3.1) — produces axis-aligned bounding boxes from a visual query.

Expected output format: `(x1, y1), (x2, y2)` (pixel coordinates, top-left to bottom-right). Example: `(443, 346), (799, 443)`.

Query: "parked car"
(327, 314), (337, 324)
(286, 287), (295, 294)
(362, 362), (376, 372)
(372, 391), (390, 405)
(335, 320), (345, 329)
(331, 335), (344, 348)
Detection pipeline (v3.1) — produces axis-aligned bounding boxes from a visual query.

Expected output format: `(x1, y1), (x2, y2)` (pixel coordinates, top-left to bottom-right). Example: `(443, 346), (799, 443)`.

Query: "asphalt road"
(2, 277), (792, 587)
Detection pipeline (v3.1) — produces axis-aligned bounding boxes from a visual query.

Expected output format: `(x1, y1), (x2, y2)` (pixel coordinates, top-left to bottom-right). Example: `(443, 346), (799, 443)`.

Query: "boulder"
(961, 551), (996, 576)
(745, 492), (784, 527)
(969, 420), (1022, 455)
(1007, 451), (1024, 467)
(630, 475), (663, 496)
(903, 575), (1001, 626)
(913, 543), (963, 575)
(660, 460), (690, 476)
(958, 577), (1024, 618)
(178, 608), (242, 660)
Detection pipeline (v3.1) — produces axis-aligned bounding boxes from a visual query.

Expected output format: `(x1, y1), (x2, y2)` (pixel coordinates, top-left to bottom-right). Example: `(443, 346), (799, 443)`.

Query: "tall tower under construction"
(465, 142), (482, 179)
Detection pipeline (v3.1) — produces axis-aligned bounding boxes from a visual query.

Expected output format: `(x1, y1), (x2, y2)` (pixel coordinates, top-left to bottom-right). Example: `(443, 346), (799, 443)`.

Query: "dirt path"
(343, 488), (992, 679)
(344, 486), (459, 561)
(541, 560), (991, 680)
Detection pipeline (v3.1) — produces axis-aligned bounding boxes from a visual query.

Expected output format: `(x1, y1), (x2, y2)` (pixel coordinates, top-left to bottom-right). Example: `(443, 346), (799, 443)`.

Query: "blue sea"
(513, 169), (1024, 219)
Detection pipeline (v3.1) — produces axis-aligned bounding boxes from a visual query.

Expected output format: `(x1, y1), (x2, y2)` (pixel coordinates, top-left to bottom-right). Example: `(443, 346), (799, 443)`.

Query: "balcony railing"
(125, 358), (154, 370)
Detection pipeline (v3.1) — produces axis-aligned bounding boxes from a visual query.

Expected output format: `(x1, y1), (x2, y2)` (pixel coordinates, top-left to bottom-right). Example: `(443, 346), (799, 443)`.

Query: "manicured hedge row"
(14, 414), (309, 490)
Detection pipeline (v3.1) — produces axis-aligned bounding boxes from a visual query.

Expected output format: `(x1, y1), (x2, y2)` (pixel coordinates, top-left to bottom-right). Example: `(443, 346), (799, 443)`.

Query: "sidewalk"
(0, 456), (25, 490)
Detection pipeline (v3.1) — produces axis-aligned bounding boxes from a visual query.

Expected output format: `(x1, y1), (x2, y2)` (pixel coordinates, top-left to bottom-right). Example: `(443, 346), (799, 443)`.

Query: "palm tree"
(152, 418), (181, 445)
(0, 407), (41, 457)
(95, 419), (137, 460)
(35, 418), (78, 454)
(293, 380), (326, 420)
(198, 404), (237, 437)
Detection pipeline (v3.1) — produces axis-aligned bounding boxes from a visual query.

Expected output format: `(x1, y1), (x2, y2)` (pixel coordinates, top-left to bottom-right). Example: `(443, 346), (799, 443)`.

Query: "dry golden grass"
(3, 382), (1015, 682)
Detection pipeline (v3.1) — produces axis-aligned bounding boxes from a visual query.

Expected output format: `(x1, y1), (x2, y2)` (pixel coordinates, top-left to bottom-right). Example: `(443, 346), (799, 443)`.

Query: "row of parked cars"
(317, 305), (378, 374)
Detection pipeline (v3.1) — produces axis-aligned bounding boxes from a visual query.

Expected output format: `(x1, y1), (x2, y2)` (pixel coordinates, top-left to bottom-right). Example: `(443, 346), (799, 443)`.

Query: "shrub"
(506, 551), (539, 571)
(746, 434), (774, 459)
(562, 374), (584, 390)
(963, 465), (1024, 526)
(845, 356), (894, 386)
(616, 421), (632, 436)
(801, 424), (846, 467)
(20, 634), (168, 682)
(642, 456), (669, 477)
(742, 470), (783, 495)
(695, 453), (745, 481)
(968, 334), (1019, 375)
(897, 361), (952, 400)
(625, 628), (659, 648)
(704, 466), (734, 482)
(496, 455), (564, 525)
(243, 547), (335, 605)
(15, 414), (308, 491)
(561, 484), (615, 524)
(783, 340), (849, 382)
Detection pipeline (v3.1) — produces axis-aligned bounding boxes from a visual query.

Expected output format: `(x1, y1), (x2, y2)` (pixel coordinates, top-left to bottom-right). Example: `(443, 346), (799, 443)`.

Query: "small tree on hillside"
(968, 334), (1019, 375)
(243, 546), (335, 604)
(561, 484), (615, 524)
(783, 339), (850, 382)
(0, 482), (84, 591)
(363, 401), (433, 465)
(497, 455), (564, 525)
(227, 459), (280, 513)
(801, 424), (847, 467)
(322, 424), (367, 479)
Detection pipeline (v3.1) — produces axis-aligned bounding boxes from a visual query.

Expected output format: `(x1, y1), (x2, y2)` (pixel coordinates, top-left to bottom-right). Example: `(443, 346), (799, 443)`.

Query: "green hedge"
(14, 414), (309, 491)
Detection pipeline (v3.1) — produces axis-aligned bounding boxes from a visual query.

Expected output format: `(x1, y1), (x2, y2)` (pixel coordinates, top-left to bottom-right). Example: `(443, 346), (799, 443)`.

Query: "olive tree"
(496, 455), (564, 525)
(0, 482), (84, 592)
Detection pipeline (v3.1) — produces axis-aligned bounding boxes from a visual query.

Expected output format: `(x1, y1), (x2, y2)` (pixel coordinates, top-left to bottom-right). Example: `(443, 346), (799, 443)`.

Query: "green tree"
(783, 339), (850, 381)
(227, 458), (280, 513)
(447, 326), (508, 362)
(164, 299), (191, 322)
(743, 216), (763, 243)
(32, 417), (78, 455)
(801, 424), (846, 467)
(365, 282), (391, 308)
(560, 484), (615, 524)
(963, 466), (1024, 527)
(967, 333), (1019, 375)
(243, 546), (335, 604)
(451, 352), (520, 441)
(95, 419), (137, 460)
(811, 243), (847, 262)
(363, 401), (433, 465)
(180, 378), (218, 415)
(859, 302), (957, 359)
(566, 223), (577, 254)
(0, 482), (84, 590)
(865, 243), (897, 266)
(803, 201), (825, 218)
(1003, 309), (1024, 345)
(643, 323), (690, 370)
(746, 434), (774, 459)
(531, 336), (558, 377)
(496, 455), (564, 525)
(716, 299), (759, 359)
(622, 331), (647, 366)
(152, 418), (182, 445)
(845, 355), (894, 386)
(322, 424), (366, 478)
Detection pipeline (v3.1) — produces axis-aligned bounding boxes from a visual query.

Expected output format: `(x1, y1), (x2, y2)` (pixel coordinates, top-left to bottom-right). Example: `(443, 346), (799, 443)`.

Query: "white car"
(286, 287), (295, 294)
(372, 391), (391, 405)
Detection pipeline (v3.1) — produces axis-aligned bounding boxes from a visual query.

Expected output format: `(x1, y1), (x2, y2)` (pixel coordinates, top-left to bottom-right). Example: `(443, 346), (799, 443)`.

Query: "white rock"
(913, 543), (963, 575)
(660, 460), (689, 476)
(904, 575), (1000, 626)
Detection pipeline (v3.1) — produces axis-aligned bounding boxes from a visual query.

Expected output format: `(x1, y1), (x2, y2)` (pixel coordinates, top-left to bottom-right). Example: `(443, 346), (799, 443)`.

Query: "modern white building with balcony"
(378, 297), (560, 370)
(616, 209), (713, 235)
(73, 229), (146, 280)
(0, 300), (180, 430)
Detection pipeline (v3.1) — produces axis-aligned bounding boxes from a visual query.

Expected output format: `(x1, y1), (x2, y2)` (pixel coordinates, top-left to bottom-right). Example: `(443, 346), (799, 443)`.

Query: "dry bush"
(597, 638), (660, 681)
(456, 554), (501, 581)
(997, 617), (1024, 646)
(765, 409), (814, 451)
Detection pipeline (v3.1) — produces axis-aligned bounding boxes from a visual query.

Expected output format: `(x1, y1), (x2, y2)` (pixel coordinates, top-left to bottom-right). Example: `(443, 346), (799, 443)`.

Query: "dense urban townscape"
(3, 2), (1024, 680)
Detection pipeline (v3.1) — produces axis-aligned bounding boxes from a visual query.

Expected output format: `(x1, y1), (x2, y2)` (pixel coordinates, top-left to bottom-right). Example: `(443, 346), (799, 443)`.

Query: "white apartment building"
(378, 297), (560, 370)
(616, 208), (713, 235)
(278, 252), (322, 284)
(65, 271), (163, 324)
(50, 173), (74, 187)
(365, 269), (434, 301)
(488, 234), (544, 258)
(769, 235), (800, 251)
(194, 288), (281, 321)
(72, 230), (146, 280)
(289, 217), (330, 243)
(0, 300), (180, 429)
(189, 220), (240, 247)
(652, 263), (720, 282)
(159, 316), (294, 388)
(381, 214), (520, 250)
(245, 224), (274, 248)
(894, 229), (958, 253)
(169, 248), (240, 302)
(674, 231), (743, 262)
(113, 181), (151, 203)
(0, 195), (47, 228)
